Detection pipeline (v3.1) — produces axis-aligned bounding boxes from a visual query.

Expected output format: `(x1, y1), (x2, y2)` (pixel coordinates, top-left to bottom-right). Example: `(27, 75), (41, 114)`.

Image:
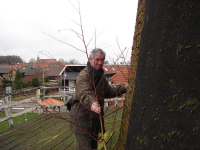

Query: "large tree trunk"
(125, 0), (200, 149)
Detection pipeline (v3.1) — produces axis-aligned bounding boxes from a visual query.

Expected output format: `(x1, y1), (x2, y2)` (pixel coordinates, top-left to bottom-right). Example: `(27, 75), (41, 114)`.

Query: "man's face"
(89, 54), (105, 70)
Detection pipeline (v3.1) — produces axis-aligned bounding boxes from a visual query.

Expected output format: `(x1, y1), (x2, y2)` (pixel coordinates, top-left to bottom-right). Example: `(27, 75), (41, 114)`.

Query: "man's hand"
(91, 102), (101, 114)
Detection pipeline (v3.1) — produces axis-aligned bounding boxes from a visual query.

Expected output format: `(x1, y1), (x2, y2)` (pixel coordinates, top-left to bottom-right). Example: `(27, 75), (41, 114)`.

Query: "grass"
(98, 107), (123, 149)
(0, 112), (38, 132)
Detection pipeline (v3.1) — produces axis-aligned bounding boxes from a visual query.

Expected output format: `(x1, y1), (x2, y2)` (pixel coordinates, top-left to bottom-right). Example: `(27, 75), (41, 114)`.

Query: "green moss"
(178, 131), (183, 139)
(154, 118), (159, 121)
(161, 134), (168, 141)
(193, 127), (197, 133)
(179, 104), (187, 110)
(168, 131), (176, 139)
(187, 102), (196, 107)
(186, 45), (192, 49)
(149, 41), (151, 46)
(173, 95), (177, 100)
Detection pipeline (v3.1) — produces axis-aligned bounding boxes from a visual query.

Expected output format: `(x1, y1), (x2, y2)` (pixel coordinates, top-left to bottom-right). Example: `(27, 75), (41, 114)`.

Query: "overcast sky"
(0, 0), (138, 64)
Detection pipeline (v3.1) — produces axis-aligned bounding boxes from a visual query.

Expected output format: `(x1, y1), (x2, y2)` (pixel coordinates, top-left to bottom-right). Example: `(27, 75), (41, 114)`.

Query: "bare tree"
(69, 59), (80, 64)
(29, 58), (37, 63)
(58, 58), (65, 63)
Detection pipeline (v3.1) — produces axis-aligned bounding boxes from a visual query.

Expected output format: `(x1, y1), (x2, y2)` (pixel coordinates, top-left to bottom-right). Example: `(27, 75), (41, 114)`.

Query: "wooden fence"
(0, 86), (125, 128)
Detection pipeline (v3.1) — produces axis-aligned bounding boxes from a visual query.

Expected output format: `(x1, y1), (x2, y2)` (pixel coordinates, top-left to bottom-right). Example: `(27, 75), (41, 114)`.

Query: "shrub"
(44, 76), (49, 82)
(22, 80), (29, 88)
(32, 77), (39, 87)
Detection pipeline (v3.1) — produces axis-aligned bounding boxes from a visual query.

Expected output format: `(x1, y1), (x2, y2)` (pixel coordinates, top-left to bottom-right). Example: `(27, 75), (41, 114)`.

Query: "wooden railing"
(0, 86), (125, 128)
(0, 89), (44, 127)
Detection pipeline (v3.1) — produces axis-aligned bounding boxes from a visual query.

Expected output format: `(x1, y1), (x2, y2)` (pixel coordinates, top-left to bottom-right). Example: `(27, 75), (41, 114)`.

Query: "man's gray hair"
(89, 48), (106, 60)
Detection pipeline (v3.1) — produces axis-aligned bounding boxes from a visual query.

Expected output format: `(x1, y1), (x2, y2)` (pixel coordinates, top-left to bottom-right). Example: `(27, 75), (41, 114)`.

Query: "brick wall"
(24, 76), (34, 81)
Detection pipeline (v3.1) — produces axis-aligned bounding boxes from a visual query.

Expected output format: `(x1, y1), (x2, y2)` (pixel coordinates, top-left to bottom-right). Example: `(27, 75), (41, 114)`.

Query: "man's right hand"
(91, 102), (101, 114)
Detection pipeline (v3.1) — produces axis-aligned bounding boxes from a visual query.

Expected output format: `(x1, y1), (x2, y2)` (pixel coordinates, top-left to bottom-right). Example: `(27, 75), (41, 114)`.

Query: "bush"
(22, 80), (29, 88)
(28, 81), (32, 86)
(44, 77), (49, 82)
(32, 77), (39, 87)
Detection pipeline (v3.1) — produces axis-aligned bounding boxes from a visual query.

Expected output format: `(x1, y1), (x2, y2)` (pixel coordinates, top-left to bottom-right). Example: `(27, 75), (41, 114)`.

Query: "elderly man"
(69, 48), (126, 150)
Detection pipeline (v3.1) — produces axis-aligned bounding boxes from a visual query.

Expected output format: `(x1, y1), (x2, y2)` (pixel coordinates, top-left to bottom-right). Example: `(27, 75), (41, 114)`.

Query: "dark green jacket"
(69, 63), (126, 135)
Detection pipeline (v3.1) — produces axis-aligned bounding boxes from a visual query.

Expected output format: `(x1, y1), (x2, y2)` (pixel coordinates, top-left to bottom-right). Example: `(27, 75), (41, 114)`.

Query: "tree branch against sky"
(0, 0), (138, 64)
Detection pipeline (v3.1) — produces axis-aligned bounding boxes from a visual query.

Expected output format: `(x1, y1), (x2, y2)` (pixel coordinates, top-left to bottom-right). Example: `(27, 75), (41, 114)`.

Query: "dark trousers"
(74, 129), (99, 150)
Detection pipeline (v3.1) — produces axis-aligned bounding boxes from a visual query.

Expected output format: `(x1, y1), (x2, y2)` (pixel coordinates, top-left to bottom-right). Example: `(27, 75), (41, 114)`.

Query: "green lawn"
(0, 112), (38, 132)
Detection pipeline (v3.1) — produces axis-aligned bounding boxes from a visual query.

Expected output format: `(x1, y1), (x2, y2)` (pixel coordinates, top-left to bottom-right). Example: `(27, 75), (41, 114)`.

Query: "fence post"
(24, 106), (27, 121)
(3, 96), (13, 127)
(36, 89), (43, 114)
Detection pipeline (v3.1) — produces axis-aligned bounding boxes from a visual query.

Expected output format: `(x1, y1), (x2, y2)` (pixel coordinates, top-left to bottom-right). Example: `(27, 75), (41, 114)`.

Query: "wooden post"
(36, 89), (43, 114)
(24, 106), (27, 121)
(3, 96), (13, 127)
(59, 106), (61, 112)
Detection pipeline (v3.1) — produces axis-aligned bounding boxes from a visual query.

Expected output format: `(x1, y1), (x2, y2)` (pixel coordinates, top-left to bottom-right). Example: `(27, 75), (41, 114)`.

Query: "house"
(110, 70), (129, 84)
(61, 65), (86, 87)
(19, 64), (36, 78)
(103, 64), (130, 82)
(0, 76), (4, 87)
(0, 68), (16, 82)
(43, 66), (66, 80)
(105, 66), (129, 108)
(37, 56), (57, 64)
(24, 68), (44, 81)
(23, 66), (66, 82)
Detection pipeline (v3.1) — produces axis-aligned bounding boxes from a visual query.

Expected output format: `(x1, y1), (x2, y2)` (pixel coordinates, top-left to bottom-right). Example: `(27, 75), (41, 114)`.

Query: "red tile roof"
(103, 64), (130, 74)
(18, 63), (28, 68)
(36, 98), (64, 106)
(37, 59), (57, 64)
(7, 65), (18, 70)
(110, 71), (129, 84)
(33, 63), (48, 67)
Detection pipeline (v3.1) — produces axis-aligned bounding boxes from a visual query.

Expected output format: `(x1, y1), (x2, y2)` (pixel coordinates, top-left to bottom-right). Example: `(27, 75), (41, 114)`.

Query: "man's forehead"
(94, 54), (105, 59)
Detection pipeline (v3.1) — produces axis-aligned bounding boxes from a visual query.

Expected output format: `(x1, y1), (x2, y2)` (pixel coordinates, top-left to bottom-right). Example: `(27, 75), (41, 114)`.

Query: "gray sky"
(0, 0), (138, 64)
